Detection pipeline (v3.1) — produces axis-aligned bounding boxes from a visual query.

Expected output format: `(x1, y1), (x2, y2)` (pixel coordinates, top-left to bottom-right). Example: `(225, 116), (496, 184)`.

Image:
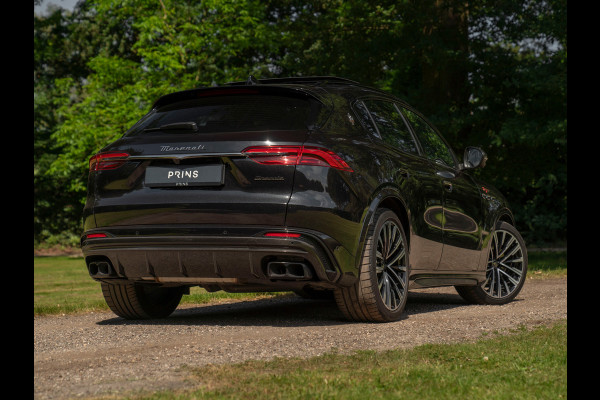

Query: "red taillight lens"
(86, 233), (107, 239)
(264, 232), (301, 238)
(299, 146), (353, 171)
(89, 152), (130, 171)
(242, 146), (353, 172)
(242, 146), (301, 166)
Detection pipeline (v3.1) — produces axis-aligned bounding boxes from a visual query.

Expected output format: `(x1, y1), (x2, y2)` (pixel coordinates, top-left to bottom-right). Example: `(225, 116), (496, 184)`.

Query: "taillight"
(242, 146), (300, 166)
(242, 146), (353, 172)
(89, 152), (130, 171)
(299, 147), (353, 171)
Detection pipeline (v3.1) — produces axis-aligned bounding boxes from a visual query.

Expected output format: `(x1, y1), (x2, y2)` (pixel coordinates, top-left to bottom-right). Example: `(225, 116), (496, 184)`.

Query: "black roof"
(225, 75), (361, 86)
(225, 75), (396, 101)
(151, 76), (396, 110)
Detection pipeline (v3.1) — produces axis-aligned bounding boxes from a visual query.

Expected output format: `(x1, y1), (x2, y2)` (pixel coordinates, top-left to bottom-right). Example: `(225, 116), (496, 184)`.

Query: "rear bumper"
(80, 227), (356, 291)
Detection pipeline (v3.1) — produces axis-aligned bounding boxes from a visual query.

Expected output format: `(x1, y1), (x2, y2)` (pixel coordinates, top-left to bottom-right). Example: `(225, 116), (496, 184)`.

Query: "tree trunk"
(420, 1), (470, 119)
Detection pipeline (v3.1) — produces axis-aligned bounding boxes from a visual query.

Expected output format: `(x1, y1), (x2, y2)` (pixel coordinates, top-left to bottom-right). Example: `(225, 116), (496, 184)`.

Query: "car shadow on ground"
(96, 289), (472, 327)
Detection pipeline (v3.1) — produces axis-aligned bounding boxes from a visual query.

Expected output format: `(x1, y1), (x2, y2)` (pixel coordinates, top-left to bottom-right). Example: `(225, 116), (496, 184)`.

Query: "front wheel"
(455, 221), (528, 305)
(335, 208), (409, 322)
(101, 283), (184, 319)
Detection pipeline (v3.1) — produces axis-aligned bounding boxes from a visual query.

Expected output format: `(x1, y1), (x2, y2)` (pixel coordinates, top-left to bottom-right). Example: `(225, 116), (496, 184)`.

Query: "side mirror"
(463, 146), (487, 169)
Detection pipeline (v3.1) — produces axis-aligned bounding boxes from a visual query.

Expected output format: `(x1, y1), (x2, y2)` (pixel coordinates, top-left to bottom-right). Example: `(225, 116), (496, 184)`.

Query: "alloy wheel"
(375, 220), (408, 311)
(484, 229), (526, 299)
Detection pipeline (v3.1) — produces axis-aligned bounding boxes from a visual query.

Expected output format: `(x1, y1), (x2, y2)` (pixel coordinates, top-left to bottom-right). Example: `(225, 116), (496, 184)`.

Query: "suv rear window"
(125, 94), (322, 136)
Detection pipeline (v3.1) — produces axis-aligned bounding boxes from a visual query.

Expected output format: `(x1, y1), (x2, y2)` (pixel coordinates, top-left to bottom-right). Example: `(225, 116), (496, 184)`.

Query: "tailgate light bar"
(242, 146), (353, 172)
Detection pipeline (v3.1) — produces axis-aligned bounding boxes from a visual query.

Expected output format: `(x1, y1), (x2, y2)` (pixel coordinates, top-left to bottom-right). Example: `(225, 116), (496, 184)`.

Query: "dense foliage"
(34, 0), (566, 246)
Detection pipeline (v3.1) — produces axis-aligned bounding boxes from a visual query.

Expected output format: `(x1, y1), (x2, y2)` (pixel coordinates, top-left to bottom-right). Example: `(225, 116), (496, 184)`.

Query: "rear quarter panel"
(285, 95), (377, 274)
(285, 94), (418, 275)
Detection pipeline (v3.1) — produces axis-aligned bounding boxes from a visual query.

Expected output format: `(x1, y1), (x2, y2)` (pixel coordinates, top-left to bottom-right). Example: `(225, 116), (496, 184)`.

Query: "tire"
(455, 221), (528, 305)
(334, 208), (409, 322)
(293, 287), (334, 300)
(101, 282), (184, 319)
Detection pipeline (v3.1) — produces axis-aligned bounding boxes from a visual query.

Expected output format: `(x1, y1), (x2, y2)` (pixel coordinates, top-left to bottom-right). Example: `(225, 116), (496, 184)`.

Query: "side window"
(363, 100), (418, 154)
(353, 100), (379, 138)
(400, 107), (456, 167)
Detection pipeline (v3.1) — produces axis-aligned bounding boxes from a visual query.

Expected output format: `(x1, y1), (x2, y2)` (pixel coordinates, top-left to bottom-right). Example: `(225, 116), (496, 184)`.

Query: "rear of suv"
(81, 76), (528, 322)
(82, 77), (363, 318)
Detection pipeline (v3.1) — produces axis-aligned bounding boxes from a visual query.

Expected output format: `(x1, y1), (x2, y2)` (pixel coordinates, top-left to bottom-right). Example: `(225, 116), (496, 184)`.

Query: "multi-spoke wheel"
(335, 208), (409, 322)
(456, 221), (528, 305)
(375, 220), (408, 311)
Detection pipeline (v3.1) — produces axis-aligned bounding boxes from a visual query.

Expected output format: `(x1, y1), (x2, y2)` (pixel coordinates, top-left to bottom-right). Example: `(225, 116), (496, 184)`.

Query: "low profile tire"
(455, 221), (528, 305)
(335, 208), (409, 322)
(101, 283), (184, 319)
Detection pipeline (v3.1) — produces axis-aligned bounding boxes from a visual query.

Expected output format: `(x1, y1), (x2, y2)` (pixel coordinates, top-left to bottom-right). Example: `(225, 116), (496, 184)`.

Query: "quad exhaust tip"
(266, 261), (313, 280)
(87, 260), (115, 277)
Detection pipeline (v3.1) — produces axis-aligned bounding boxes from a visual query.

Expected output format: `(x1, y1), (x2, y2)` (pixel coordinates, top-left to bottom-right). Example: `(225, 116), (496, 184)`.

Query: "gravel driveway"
(34, 277), (567, 399)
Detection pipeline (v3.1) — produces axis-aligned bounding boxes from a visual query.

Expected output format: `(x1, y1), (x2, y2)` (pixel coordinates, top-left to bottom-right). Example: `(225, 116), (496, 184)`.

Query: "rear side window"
(125, 95), (322, 136)
(353, 101), (379, 137)
(363, 100), (418, 154)
(399, 107), (456, 167)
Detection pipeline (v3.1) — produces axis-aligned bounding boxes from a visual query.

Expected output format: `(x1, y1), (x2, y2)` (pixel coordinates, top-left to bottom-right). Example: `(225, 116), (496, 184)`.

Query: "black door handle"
(443, 180), (453, 192)
(395, 169), (410, 180)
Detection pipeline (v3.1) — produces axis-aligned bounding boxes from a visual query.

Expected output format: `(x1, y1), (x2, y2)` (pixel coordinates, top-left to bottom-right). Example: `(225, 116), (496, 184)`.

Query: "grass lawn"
(34, 256), (107, 315)
(527, 250), (567, 277)
(33, 250), (566, 316)
(33, 257), (285, 315)
(136, 321), (567, 400)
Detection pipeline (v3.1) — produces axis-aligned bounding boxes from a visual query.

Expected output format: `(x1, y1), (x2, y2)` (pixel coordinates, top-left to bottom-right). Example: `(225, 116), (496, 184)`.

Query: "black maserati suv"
(81, 76), (527, 322)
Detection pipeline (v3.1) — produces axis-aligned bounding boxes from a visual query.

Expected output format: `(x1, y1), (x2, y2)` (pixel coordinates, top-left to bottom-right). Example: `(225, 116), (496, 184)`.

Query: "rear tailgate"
(89, 88), (326, 229)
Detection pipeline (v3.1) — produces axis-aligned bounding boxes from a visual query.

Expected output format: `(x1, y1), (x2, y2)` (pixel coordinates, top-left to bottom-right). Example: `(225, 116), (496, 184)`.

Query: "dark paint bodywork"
(81, 79), (514, 292)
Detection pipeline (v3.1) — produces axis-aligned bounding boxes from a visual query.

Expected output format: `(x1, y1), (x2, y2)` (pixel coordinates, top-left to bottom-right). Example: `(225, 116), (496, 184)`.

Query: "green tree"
(47, 0), (279, 187)
(269, 0), (566, 243)
(467, 0), (567, 244)
(35, 0), (142, 244)
(36, 0), (566, 246)
(35, 5), (90, 244)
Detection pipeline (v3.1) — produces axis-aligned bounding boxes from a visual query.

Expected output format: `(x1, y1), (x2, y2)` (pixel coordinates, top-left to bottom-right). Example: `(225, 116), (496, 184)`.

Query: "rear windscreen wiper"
(143, 122), (198, 132)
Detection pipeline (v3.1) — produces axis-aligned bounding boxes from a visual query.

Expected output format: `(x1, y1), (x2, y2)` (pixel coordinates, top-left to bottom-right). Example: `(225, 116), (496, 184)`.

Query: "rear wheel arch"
(354, 188), (411, 272)
(335, 207), (410, 321)
(378, 196), (410, 251)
